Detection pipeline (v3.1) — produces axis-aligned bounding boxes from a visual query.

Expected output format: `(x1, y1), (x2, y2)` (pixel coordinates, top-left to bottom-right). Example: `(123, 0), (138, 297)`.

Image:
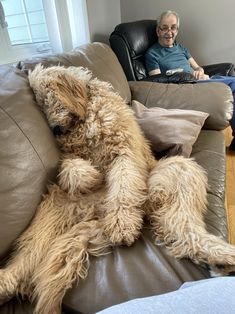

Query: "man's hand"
(189, 58), (210, 80)
(193, 67), (209, 80)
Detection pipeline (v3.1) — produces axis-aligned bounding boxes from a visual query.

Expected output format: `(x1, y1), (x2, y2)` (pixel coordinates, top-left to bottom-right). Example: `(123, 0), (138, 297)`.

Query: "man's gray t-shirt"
(145, 42), (192, 74)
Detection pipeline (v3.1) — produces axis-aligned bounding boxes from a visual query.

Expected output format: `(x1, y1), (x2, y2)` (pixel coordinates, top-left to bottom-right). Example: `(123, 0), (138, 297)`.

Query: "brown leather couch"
(0, 42), (233, 314)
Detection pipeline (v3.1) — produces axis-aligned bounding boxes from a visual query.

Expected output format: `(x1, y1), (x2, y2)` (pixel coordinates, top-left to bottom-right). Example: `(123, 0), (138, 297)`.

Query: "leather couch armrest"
(203, 63), (235, 77)
(129, 81), (233, 130)
(0, 65), (60, 259)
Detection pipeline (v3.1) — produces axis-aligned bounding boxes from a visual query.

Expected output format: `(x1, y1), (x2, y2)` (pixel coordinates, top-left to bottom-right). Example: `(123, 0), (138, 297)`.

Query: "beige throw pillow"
(132, 100), (209, 157)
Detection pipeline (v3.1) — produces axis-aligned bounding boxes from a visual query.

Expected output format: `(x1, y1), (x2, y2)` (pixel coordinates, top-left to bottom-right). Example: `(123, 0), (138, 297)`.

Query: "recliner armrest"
(203, 63), (235, 77)
(129, 81), (233, 130)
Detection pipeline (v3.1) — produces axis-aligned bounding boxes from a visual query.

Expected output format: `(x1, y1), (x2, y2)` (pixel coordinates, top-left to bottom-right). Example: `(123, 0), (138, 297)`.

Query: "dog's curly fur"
(1, 64), (235, 313)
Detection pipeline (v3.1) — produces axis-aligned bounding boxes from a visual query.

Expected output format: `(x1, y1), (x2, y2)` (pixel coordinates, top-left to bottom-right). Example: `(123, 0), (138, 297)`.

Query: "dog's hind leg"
(102, 155), (148, 246)
(32, 220), (109, 314)
(146, 156), (235, 270)
(0, 185), (76, 304)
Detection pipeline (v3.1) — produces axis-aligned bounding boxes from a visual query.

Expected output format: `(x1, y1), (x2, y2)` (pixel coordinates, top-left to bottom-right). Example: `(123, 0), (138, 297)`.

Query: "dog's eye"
(53, 125), (63, 136)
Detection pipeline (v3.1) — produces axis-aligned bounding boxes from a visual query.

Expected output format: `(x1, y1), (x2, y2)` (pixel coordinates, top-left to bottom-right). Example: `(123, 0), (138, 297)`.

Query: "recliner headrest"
(110, 20), (157, 58)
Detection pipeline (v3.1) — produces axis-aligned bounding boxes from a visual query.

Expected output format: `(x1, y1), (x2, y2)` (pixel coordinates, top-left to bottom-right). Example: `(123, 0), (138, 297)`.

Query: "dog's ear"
(50, 72), (87, 120)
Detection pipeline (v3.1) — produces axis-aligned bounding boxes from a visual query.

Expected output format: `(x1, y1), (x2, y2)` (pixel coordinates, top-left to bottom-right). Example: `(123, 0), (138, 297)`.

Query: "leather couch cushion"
(0, 66), (60, 259)
(63, 228), (209, 314)
(191, 130), (228, 238)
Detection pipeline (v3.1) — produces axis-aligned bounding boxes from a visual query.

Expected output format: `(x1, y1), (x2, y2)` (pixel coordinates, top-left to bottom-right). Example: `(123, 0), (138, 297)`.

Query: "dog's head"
(29, 64), (92, 134)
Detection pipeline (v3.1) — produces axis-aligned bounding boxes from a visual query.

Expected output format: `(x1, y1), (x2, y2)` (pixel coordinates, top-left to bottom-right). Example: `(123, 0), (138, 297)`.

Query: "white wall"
(120, 0), (235, 65)
(86, 0), (121, 44)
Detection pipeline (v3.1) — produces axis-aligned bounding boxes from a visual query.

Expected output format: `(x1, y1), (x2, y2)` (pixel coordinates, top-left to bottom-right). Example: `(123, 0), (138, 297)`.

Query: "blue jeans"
(198, 76), (235, 136)
(96, 277), (235, 314)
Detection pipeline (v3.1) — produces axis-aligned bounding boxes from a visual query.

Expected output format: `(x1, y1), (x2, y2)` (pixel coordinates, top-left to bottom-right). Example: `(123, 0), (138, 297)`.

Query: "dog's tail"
(147, 156), (235, 269)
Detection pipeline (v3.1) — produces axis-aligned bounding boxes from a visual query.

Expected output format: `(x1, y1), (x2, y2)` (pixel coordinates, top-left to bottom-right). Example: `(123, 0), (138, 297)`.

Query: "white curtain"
(43, 0), (90, 54)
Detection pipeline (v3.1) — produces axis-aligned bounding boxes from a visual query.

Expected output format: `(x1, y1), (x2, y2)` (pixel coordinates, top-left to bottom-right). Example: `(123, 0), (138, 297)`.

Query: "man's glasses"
(159, 25), (178, 33)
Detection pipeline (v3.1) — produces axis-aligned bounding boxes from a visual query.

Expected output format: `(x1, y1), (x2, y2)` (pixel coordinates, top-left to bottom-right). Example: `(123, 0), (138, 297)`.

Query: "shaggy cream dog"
(0, 64), (235, 314)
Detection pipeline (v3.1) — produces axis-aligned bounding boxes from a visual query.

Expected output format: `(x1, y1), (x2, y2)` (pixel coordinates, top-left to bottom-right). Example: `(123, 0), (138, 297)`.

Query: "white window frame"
(0, 0), (90, 65)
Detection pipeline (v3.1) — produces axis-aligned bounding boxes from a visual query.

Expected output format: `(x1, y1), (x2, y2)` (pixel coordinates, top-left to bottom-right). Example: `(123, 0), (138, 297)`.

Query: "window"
(0, 0), (90, 65)
(2, 0), (50, 46)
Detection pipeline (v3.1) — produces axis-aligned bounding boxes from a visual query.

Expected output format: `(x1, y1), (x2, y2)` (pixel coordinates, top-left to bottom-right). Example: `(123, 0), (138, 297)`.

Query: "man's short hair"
(157, 10), (180, 28)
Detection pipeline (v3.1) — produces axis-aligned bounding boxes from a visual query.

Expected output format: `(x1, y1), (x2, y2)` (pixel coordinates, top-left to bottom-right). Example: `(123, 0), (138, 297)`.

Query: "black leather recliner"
(109, 20), (235, 81)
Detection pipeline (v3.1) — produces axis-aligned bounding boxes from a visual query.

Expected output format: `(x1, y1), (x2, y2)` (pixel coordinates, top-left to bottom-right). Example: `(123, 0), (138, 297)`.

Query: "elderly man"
(145, 10), (235, 150)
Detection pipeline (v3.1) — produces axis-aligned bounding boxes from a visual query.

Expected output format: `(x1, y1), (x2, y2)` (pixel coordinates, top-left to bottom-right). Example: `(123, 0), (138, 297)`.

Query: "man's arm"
(189, 57), (209, 80)
(148, 58), (209, 79)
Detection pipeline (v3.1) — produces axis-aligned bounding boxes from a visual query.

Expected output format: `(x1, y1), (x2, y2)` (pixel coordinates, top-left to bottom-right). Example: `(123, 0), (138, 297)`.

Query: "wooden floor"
(224, 127), (235, 244)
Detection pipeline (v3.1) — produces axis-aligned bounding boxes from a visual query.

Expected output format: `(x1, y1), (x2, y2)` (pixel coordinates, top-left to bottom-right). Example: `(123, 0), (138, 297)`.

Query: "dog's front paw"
(102, 209), (143, 246)
(59, 158), (104, 196)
